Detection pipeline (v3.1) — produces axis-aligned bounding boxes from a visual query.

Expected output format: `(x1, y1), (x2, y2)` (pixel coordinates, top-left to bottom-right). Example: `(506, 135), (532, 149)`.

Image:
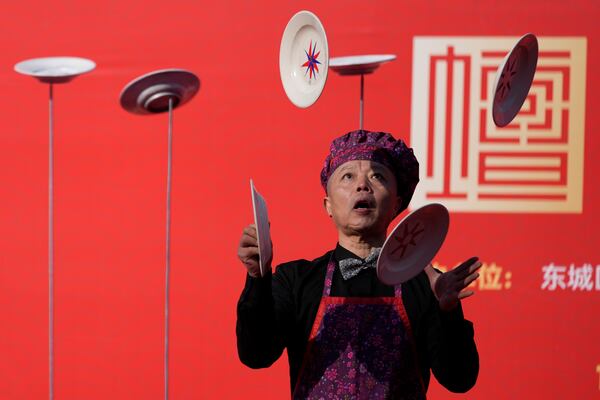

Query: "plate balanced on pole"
(14, 56), (96, 400)
(329, 54), (396, 130)
(120, 69), (200, 400)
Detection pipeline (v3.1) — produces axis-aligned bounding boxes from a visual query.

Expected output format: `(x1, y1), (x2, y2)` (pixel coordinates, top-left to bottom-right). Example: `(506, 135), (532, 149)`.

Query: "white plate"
(329, 54), (396, 75)
(120, 69), (200, 114)
(377, 203), (449, 285)
(279, 10), (329, 108)
(250, 179), (272, 277)
(14, 57), (95, 83)
(492, 33), (538, 127)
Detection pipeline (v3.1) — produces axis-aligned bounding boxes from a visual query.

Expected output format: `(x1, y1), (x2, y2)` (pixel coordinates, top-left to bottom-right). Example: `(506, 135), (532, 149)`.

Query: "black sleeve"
(425, 296), (479, 393)
(236, 266), (295, 369)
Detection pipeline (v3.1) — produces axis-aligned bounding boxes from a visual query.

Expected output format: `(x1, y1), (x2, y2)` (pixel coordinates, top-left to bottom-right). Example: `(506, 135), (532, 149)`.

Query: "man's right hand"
(237, 224), (271, 278)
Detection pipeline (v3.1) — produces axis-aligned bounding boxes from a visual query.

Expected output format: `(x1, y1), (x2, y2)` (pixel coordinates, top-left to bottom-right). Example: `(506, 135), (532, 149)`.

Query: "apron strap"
(323, 254), (403, 297)
(323, 257), (336, 297)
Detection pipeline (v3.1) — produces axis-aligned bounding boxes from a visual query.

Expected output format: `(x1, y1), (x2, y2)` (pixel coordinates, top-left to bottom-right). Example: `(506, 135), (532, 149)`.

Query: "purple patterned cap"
(320, 130), (419, 214)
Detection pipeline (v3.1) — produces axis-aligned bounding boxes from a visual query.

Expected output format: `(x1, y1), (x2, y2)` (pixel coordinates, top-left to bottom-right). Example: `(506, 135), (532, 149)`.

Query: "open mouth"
(353, 199), (374, 210)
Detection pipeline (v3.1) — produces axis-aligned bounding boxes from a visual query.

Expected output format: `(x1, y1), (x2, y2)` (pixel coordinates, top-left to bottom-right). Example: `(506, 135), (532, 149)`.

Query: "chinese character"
(596, 266), (600, 291)
(479, 262), (503, 291)
(567, 264), (594, 291)
(434, 261), (511, 290)
(541, 263), (567, 290)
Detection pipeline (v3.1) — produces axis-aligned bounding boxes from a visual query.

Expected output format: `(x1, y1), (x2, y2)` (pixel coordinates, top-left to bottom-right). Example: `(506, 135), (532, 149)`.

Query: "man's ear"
(323, 196), (333, 217)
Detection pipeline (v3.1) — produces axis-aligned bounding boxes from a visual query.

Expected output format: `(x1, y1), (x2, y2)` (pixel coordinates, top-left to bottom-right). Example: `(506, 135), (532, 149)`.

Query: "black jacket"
(237, 245), (479, 395)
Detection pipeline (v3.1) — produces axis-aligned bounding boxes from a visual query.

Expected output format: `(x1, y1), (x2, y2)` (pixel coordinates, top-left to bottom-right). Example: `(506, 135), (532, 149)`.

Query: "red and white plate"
(377, 203), (449, 285)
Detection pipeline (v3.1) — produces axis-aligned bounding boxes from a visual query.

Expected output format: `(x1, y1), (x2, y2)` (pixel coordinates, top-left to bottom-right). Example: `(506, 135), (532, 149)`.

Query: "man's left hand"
(424, 257), (482, 312)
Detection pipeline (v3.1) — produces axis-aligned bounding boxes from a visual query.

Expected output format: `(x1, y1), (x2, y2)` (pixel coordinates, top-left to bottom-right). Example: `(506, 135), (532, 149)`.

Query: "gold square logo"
(410, 37), (587, 213)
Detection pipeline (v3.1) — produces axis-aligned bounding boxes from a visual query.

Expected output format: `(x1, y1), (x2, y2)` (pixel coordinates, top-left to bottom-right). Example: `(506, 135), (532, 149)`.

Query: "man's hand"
(425, 257), (482, 312)
(237, 224), (272, 278)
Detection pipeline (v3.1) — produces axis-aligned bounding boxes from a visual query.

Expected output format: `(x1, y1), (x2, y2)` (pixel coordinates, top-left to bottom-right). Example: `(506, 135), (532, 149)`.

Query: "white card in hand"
(250, 179), (272, 277)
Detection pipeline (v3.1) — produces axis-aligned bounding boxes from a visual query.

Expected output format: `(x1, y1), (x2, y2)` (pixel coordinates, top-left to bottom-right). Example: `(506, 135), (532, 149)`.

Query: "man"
(237, 130), (480, 399)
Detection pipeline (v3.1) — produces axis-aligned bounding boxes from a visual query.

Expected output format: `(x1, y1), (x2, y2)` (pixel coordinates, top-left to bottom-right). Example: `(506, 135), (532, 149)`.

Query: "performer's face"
(324, 160), (401, 237)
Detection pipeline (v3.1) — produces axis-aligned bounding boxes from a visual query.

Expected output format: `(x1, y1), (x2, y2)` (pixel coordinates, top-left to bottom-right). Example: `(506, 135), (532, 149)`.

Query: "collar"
(334, 243), (363, 262)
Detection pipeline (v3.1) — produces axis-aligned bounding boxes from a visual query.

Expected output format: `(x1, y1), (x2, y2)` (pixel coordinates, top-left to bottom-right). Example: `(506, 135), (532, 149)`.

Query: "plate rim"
(329, 54), (396, 68)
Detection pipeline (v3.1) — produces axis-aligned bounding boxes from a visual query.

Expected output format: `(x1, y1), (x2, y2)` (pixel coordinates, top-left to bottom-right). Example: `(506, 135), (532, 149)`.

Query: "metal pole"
(48, 83), (54, 400)
(360, 74), (364, 130)
(164, 97), (173, 400)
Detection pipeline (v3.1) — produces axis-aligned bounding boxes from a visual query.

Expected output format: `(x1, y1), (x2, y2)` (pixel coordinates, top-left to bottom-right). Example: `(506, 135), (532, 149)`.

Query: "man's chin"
(345, 221), (388, 237)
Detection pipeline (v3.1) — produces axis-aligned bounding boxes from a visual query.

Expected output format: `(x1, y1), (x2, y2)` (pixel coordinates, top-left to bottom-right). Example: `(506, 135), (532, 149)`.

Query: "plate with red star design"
(377, 203), (449, 285)
(279, 10), (329, 108)
(492, 33), (538, 127)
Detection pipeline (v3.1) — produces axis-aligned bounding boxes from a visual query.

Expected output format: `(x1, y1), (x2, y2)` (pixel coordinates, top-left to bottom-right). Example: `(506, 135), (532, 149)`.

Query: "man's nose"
(356, 175), (371, 192)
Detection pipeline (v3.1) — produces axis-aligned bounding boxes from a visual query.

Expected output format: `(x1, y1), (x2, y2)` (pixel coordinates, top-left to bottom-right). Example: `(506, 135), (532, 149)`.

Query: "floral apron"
(293, 257), (426, 399)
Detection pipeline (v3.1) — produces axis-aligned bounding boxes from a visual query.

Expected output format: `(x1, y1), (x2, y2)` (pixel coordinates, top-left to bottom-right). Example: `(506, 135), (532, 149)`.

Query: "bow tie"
(338, 248), (382, 280)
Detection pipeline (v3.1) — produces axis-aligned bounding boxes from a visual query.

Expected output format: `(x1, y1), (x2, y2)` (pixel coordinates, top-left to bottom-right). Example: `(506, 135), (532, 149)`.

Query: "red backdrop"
(1, 0), (599, 398)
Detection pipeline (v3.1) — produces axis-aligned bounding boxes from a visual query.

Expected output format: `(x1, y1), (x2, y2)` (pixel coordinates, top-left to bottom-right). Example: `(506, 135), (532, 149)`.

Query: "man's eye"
(372, 173), (384, 180)
(342, 173), (353, 180)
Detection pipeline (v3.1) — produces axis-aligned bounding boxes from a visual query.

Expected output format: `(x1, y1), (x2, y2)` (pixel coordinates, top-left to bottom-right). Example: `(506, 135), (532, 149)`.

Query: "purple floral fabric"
(293, 259), (426, 400)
